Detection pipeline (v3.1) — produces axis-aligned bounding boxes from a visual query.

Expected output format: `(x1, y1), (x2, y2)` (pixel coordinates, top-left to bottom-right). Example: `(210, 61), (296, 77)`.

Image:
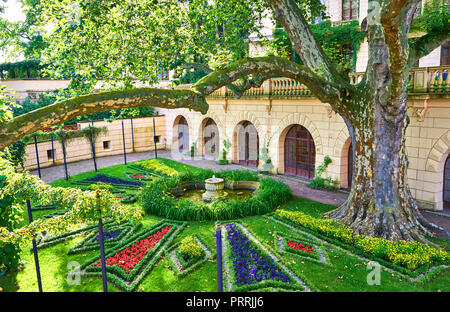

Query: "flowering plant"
(225, 224), (291, 286)
(92, 225), (172, 274)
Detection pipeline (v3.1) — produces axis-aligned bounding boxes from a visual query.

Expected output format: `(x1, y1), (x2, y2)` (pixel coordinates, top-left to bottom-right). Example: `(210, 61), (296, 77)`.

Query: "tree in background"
(53, 128), (81, 180)
(0, 0), (449, 242)
(80, 125), (107, 172)
(0, 0), (48, 61)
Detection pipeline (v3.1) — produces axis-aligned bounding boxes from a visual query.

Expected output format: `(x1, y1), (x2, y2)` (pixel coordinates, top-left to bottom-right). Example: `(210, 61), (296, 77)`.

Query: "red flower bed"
(132, 174), (143, 178)
(92, 225), (172, 274)
(287, 240), (315, 254)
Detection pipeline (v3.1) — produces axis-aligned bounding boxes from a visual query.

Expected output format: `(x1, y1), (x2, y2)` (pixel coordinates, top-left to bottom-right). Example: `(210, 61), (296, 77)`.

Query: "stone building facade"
(161, 0), (450, 211)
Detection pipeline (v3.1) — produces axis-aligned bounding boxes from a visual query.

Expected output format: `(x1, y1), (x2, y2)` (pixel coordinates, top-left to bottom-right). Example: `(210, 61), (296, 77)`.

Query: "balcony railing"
(175, 66), (449, 97)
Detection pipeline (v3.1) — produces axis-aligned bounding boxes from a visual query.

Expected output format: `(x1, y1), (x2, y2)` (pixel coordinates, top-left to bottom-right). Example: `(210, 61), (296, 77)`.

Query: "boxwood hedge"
(139, 170), (291, 221)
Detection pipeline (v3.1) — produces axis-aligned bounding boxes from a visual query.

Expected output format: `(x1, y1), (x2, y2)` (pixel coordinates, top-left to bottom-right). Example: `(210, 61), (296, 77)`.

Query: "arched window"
(342, 0), (359, 21)
(203, 118), (219, 159)
(444, 154), (450, 209)
(238, 121), (259, 167)
(177, 116), (189, 153)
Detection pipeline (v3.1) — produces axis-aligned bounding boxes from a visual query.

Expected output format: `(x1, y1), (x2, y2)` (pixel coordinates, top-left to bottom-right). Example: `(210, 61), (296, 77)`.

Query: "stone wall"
(23, 116), (166, 171)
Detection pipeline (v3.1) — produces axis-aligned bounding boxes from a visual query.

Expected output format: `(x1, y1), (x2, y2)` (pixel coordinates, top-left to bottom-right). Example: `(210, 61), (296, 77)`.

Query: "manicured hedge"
(35, 220), (115, 250)
(274, 210), (450, 273)
(71, 174), (143, 190)
(165, 234), (213, 277)
(223, 223), (304, 292)
(81, 220), (186, 291)
(67, 223), (140, 255)
(140, 170), (291, 221)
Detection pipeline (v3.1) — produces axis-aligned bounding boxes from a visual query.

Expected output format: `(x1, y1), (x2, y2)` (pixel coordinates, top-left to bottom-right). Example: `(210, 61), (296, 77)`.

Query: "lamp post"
(215, 222), (223, 292)
(153, 117), (158, 159)
(26, 200), (43, 292)
(121, 119), (127, 165)
(33, 135), (41, 179)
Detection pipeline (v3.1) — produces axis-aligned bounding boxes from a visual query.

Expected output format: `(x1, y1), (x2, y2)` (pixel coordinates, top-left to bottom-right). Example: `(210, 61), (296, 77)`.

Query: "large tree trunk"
(327, 92), (438, 242)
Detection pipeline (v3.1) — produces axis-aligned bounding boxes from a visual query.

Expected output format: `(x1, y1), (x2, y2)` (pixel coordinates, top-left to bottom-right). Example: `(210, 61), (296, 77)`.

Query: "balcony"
(176, 66), (449, 98)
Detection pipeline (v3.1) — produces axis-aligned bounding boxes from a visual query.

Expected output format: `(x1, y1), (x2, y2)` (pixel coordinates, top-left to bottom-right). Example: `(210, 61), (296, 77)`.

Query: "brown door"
(444, 154), (450, 209)
(203, 118), (219, 159)
(178, 117), (189, 153)
(284, 125), (315, 179)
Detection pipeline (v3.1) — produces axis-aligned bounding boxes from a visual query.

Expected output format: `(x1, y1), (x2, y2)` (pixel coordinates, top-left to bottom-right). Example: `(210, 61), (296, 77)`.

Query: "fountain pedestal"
(202, 176), (225, 202)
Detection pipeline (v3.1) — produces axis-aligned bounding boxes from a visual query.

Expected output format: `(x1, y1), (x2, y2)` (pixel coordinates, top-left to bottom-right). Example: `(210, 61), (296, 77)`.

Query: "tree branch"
(0, 56), (344, 150)
(0, 88), (208, 150)
(182, 62), (277, 98)
(379, 0), (420, 95)
(267, 0), (342, 83)
(408, 24), (450, 67)
(192, 55), (343, 103)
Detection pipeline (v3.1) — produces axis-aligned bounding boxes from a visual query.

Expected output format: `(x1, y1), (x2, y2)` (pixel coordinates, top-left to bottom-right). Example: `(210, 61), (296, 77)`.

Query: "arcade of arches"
(163, 96), (450, 212)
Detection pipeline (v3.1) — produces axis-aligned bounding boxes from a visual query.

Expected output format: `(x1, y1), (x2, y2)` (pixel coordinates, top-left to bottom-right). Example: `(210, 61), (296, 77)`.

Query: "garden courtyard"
(0, 155), (448, 292)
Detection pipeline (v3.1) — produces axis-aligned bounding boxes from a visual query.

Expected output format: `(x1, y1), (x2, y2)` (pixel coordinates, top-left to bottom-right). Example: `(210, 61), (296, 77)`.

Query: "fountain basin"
(203, 177), (225, 202)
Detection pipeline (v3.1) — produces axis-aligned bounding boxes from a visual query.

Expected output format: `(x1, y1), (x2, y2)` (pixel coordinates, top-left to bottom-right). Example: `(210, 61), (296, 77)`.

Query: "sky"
(1, 0), (25, 62)
(1, 0), (24, 22)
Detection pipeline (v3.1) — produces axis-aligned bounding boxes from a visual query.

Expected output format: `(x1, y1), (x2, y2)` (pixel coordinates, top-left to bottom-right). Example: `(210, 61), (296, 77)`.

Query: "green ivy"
(273, 20), (366, 72)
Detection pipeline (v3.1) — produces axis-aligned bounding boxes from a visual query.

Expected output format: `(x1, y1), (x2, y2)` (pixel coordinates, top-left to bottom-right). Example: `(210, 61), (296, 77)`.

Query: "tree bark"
(327, 91), (436, 242)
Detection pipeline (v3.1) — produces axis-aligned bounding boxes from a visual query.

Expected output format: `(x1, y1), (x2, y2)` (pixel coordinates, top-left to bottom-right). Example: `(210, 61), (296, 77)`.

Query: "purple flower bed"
(225, 224), (291, 286)
(85, 174), (143, 186)
(93, 229), (123, 242)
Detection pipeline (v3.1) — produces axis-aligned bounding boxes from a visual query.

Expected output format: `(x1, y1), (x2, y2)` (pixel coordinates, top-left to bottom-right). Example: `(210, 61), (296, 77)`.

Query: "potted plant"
(259, 146), (274, 174)
(218, 139), (231, 165)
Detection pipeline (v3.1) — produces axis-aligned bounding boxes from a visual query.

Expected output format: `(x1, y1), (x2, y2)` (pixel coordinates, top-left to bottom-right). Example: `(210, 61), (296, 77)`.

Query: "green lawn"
(1, 158), (448, 292)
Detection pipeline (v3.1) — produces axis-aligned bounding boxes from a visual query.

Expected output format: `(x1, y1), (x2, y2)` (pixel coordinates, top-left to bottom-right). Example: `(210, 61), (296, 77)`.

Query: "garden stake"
(50, 130), (55, 165)
(98, 218), (108, 292)
(153, 117), (158, 159)
(121, 119), (127, 165)
(215, 222), (223, 292)
(33, 135), (41, 179)
(26, 200), (43, 292)
(131, 118), (135, 153)
(91, 121), (98, 172)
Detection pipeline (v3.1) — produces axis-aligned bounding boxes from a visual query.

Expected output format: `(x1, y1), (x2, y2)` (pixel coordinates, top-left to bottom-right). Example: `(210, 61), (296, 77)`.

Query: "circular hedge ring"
(140, 170), (292, 221)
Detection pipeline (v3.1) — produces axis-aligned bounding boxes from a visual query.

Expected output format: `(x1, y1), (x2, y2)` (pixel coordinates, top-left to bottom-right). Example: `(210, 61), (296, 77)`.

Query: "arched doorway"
(176, 116), (189, 153)
(348, 142), (353, 189)
(203, 118), (219, 159)
(444, 154), (450, 209)
(237, 121), (259, 167)
(284, 124), (315, 179)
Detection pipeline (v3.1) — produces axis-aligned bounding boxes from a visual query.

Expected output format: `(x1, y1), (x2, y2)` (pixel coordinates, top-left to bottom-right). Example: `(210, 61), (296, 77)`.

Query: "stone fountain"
(202, 175), (225, 202)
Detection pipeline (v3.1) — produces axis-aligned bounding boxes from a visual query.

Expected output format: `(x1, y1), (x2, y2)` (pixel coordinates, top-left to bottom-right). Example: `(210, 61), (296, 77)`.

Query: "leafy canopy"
(36, 0), (326, 91)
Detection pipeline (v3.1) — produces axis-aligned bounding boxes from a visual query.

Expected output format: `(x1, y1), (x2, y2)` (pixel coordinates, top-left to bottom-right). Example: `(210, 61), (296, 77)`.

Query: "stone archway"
(201, 118), (220, 160)
(425, 130), (450, 211)
(332, 126), (352, 189)
(275, 113), (322, 175)
(233, 120), (259, 167)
